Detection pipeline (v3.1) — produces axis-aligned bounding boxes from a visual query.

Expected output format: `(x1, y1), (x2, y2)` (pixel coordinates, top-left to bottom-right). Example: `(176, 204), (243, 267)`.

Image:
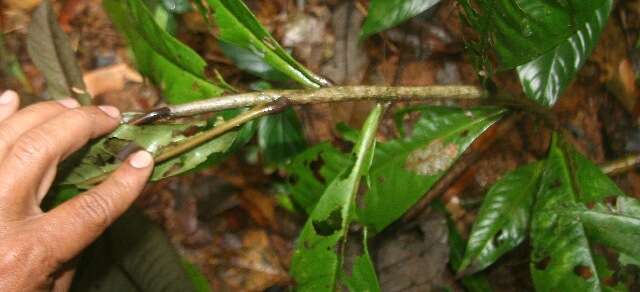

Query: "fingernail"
(0, 90), (17, 105)
(129, 151), (153, 169)
(57, 98), (80, 109)
(98, 105), (120, 119)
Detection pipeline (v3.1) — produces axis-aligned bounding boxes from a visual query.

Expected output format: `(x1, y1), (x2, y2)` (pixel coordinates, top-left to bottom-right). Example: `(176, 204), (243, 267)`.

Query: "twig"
(601, 154), (640, 176)
(165, 85), (486, 117)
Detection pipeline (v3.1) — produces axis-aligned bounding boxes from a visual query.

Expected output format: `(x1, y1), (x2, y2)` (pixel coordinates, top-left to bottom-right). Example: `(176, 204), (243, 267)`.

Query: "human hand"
(0, 90), (155, 291)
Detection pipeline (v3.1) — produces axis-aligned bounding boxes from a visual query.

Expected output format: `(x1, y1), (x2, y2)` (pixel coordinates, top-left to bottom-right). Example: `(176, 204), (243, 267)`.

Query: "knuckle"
(74, 193), (113, 230)
(68, 108), (102, 138)
(12, 129), (53, 162)
(0, 126), (17, 151)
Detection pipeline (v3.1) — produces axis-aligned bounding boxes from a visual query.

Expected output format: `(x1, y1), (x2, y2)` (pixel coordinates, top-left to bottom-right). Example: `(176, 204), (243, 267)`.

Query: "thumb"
(41, 150), (154, 262)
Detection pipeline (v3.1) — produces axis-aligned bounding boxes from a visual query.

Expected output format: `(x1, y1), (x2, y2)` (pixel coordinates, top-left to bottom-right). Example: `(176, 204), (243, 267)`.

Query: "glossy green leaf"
(459, 0), (606, 69)
(564, 197), (640, 264)
(219, 40), (289, 82)
(27, 0), (91, 104)
(360, 0), (439, 40)
(290, 105), (383, 291)
(60, 120), (238, 187)
(447, 214), (494, 292)
(204, 0), (329, 88)
(517, 0), (613, 106)
(344, 228), (382, 292)
(530, 135), (624, 291)
(285, 143), (351, 214)
(105, 0), (225, 104)
(71, 210), (198, 292)
(360, 107), (504, 233)
(459, 162), (544, 275)
(258, 108), (307, 165)
(162, 0), (191, 13)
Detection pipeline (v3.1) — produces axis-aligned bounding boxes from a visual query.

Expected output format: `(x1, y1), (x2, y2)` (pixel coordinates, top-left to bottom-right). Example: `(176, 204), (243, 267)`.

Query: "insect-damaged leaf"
(530, 134), (624, 291)
(27, 0), (91, 104)
(60, 120), (237, 188)
(105, 0), (225, 104)
(290, 105), (382, 291)
(343, 229), (381, 292)
(459, 162), (544, 275)
(202, 0), (329, 88)
(360, 0), (440, 40)
(359, 107), (504, 233)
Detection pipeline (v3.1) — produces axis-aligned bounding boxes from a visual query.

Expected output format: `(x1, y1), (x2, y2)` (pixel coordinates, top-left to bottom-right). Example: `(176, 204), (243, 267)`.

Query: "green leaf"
(27, 0), (91, 104)
(60, 120), (238, 187)
(182, 260), (212, 292)
(530, 134), (624, 291)
(447, 213), (494, 292)
(258, 108), (307, 165)
(219, 40), (289, 82)
(71, 210), (198, 292)
(517, 0), (613, 106)
(360, 0), (440, 40)
(459, 162), (544, 275)
(285, 143), (352, 214)
(360, 107), (504, 233)
(343, 228), (382, 292)
(203, 0), (329, 88)
(565, 196), (640, 265)
(290, 105), (383, 291)
(105, 0), (225, 104)
(459, 0), (606, 69)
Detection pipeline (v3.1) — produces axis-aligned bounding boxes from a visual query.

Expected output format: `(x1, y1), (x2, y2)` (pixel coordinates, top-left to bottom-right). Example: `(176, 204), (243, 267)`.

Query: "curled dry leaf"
(83, 63), (143, 96)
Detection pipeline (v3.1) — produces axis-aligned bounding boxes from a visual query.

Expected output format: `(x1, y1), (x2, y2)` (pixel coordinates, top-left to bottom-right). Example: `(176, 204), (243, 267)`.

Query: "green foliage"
(459, 162), (543, 275)
(27, 0), (91, 104)
(360, 107), (504, 233)
(258, 108), (307, 165)
(447, 214), (494, 292)
(219, 41), (289, 82)
(290, 104), (383, 291)
(360, 0), (440, 40)
(105, 0), (225, 104)
(460, 0), (612, 106)
(203, 0), (329, 88)
(343, 229), (382, 292)
(517, 0), (613, 106)
(161, 0), (191, 13)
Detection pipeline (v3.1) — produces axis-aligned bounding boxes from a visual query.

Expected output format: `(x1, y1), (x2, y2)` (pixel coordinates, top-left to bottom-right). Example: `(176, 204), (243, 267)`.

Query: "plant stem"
(601, 154), (640, 176)
(166, 85), (486, 117)
(155, 98), (289, 163)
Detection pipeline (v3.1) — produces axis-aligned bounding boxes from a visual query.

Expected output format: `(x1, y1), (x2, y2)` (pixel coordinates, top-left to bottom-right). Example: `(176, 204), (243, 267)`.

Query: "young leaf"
(285, 143), (352, 214)
(105, 0), (225, 104)
(290, 105), (383, 291)
(360, 107), (504, 233)
(203, 0), (329, 88)
(360, 0), (439, 40)
(459, 162), (544, 275)
(258, 108), (307, 165)
(27, 0), (91, 104)
(517, 0), (613, 106)
(530, 134), (624, 291)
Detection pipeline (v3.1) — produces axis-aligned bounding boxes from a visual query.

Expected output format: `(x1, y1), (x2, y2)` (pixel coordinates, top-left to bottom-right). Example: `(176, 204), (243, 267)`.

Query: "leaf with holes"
(203, 0), (329, 88)
(285, 143), (351, 214)
(359, 107), (504, 233)
(105, 0), (225, 104)
(517, 0), (613, 106)
(459, 162), (544, 275)
(290, 105), (382, 291)
(361, 0), (440, 40)
(530, 134), (624, 291)
(27, 0), (91, 104)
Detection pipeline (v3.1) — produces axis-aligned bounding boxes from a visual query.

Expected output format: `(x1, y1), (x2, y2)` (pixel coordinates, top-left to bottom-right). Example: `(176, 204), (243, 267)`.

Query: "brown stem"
(601, 154), (640, 176)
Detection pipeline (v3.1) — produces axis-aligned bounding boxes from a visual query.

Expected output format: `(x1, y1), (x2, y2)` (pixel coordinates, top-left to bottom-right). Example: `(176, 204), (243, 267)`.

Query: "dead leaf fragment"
(83, 63), (143, 97)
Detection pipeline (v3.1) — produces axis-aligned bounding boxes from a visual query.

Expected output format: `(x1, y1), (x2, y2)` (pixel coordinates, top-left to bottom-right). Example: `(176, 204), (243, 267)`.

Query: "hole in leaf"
(312, 208), (342, 236)
(586, 202), (595, 209)
(535, 256), (551, 270)
(550, 179), (562, 189)
(492, 229), (505, 246)
(603, 276), (619, 287)
(573, 265), (594, 280)
(309, 157), (325, 183)
(459, 130), (469, 137)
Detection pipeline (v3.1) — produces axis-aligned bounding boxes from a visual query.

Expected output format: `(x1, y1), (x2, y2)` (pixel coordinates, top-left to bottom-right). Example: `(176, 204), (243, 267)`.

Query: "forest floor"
(2, 0), (640, 291)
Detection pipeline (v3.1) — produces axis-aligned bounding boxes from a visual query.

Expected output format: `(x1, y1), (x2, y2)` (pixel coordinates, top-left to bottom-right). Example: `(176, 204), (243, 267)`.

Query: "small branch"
(155, 98), (289, 163)
(166, 85), (486, 117)
(601, 154), (640, 176)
